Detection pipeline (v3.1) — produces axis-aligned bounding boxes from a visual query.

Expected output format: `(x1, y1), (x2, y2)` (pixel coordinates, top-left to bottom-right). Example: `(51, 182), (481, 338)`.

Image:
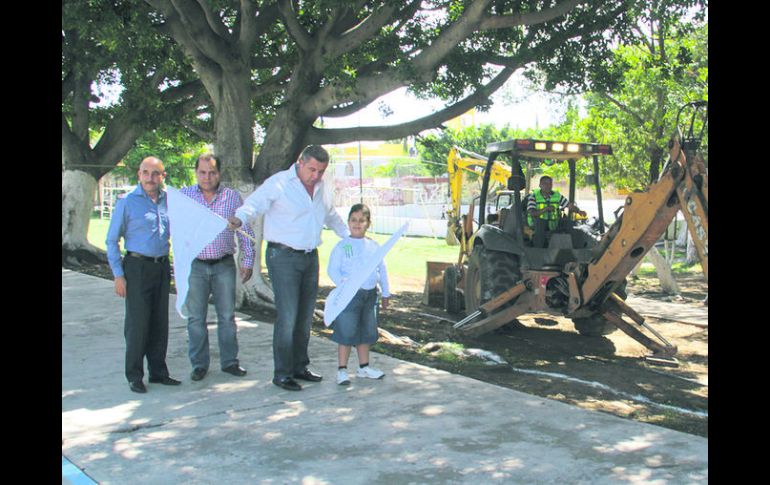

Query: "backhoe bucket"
(423, 261), (453, 306)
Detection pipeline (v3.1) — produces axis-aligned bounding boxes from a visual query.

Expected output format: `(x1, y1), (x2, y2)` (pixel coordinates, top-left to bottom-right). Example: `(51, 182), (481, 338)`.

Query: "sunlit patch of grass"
(635, 258), (702, 276)
(418, 341), (468, 363)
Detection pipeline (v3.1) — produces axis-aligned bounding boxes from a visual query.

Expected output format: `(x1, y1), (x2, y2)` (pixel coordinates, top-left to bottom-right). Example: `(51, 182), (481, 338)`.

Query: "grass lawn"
(88, 216), (459, 292)
(88, 216), (703, 291)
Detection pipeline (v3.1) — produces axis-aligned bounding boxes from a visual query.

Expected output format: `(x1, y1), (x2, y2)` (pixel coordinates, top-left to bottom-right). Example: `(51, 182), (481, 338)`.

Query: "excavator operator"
(526, 176), (586, 248)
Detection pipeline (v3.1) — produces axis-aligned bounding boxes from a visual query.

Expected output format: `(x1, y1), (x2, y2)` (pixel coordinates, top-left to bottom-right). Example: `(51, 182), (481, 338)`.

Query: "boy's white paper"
(323, 223), (408, 326)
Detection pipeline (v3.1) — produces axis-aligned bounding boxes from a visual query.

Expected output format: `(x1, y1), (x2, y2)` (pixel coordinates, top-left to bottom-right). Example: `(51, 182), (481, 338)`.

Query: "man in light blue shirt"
(106, 156), (180, 393)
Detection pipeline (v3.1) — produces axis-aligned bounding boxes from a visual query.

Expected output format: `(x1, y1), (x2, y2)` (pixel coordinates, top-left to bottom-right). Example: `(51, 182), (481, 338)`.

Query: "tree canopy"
(62, 0), (205, 179)
(141, 0), (635, 185)
(415, 3), (708, 190)
(62, 0), (207, 256)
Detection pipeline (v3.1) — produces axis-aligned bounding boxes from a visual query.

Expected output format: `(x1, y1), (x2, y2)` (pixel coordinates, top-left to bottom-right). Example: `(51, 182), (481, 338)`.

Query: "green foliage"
(114, 128), (208, 188)
(415, 119), (595, 182)
(636, 260), (703, 276)
(62, 0), (197, 128)
(419, 342), (467, 363)
(576, 20), (708, 189)
(365, 157), (431, 177)
(416, 124), (535, 176)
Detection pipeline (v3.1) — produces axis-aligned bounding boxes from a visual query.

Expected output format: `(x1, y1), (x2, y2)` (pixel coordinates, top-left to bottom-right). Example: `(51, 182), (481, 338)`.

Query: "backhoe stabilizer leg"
(453, 282), (528, 330)
(601, 310), (677, 357)
(458, 302), (528, 337)
(606, 293), (677, 353)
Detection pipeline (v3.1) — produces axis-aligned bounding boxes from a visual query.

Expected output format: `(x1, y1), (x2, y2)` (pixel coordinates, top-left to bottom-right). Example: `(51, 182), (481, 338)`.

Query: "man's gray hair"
(299, 145), (330, 164)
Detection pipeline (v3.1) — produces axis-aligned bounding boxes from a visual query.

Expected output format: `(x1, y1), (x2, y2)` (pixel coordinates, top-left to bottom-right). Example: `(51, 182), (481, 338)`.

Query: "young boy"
(327, 204), (390, 385)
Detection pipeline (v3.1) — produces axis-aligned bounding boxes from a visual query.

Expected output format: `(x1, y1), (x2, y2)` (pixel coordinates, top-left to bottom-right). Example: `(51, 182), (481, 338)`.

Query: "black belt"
(128, 252), (168, 263)
(195, 254), (233, 264)
(267, 242), (317, 254)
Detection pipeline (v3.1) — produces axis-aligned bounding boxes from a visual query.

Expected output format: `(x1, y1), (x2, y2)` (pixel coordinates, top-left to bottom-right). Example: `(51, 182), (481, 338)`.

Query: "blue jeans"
(184, 257), (239, 371)
(265, 245), (319, 380)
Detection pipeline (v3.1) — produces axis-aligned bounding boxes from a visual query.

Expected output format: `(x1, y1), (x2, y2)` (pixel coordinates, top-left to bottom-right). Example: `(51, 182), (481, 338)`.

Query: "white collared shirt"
(235, 163), (349, 250)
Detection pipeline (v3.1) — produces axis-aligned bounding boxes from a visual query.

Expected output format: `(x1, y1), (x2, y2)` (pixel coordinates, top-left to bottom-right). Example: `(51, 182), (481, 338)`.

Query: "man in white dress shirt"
(228, 145), (349, 391)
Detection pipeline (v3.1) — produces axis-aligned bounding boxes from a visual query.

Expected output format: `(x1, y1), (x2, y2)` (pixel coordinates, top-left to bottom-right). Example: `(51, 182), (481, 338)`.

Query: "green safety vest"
(527, 189), (562, 230)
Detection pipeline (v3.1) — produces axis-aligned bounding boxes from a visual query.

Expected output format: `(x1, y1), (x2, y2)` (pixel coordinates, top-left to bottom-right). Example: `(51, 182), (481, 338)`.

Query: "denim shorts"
(331, 288), (379, 346)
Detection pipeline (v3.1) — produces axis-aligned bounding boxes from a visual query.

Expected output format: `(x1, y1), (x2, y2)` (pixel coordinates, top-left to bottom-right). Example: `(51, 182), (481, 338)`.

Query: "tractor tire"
(572, 280), (628, 337)
(464, 245), (521, 315)
(572, 315), (617, 337)
(443, 265), (464, 314)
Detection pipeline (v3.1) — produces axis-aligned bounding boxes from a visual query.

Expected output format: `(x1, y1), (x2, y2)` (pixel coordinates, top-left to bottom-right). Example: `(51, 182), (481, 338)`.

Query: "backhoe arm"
(578, 134), (708, 309)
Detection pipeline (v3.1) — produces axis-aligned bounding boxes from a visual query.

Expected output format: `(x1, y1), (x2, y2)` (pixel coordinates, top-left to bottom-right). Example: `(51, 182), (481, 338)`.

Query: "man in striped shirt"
(180, 154), (256, 382)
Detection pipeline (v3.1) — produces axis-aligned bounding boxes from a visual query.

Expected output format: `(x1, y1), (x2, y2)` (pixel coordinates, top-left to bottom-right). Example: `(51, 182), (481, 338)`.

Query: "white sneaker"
(356, 366), (385, 379)
(336, 369), (351, 385)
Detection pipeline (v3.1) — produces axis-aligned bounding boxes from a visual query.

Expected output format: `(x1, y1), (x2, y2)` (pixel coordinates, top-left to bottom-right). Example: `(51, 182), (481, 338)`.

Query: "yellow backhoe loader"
(430, 102), (708, 365)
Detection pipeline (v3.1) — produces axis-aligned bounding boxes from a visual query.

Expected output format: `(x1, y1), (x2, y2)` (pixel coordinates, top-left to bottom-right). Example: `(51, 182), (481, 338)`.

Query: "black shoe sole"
(272, 379), (302, 391)
(293, 373), (322, 382)
(222, 367), (247, 377)
(148, 378), (181, 385)
(129, 383), (147, 393)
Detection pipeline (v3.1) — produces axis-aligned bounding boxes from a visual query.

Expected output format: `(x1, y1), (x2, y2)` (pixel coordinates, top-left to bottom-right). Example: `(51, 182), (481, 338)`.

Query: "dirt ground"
(63, 259), (707, 438)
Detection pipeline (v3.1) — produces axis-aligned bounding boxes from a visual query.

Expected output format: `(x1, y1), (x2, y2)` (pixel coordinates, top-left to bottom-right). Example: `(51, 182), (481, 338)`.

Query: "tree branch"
(181, 118), (214, 140)
(305, 0), (492, 118)
(409, 0), (492, 74)
(170, 0), (239, 66)
(253, 0), (281, 37)
(62, 71), (75, 100)
(597, 92), (646, 126)
(307, 67), (515, 145)
(480, 0), (583, 30)
(158, 79), (205, 103)
(323, 100), (372, 118)
(62, 113), (91, 169)
(276, 0), (311, 52)
(325, 2), (403, 59)
(194, 0), (230, 39)
(238, 0), (258, 59)
(251, 69), (292, 98)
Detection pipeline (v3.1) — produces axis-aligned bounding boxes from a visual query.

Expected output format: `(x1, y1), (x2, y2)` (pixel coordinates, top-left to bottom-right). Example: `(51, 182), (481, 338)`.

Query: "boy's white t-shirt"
(327, 236), (390, 297)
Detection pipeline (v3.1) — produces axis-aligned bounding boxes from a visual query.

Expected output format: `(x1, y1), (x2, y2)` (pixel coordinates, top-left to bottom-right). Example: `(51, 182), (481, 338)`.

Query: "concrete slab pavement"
(62, 269), (707, 484)
(626, 295), (708, 327)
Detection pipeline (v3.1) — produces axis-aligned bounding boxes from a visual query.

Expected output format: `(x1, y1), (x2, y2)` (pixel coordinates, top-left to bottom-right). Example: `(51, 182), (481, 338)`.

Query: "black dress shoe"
(191, 368), (207, 381)
(293, 369), (322, 382)
(149, 376), (181, 386)
(222, 364), (247, 377)
(129, 381), (147, 393)
(272, 377), (302, 391)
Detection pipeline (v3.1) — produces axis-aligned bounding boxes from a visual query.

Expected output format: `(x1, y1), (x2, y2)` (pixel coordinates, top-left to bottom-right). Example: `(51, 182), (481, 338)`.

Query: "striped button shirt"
(180, 184), (256, 268)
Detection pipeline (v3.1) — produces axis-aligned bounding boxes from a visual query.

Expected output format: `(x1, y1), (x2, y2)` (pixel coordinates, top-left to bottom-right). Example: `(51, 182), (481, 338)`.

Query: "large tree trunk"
(645, 245), (680, 295)
(213, 76), (278, 311)
(62, 169), (106, 264)
(253, 106), (313, 183)
(233, 209), (275, 312)
(213, 75), (255, 187)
